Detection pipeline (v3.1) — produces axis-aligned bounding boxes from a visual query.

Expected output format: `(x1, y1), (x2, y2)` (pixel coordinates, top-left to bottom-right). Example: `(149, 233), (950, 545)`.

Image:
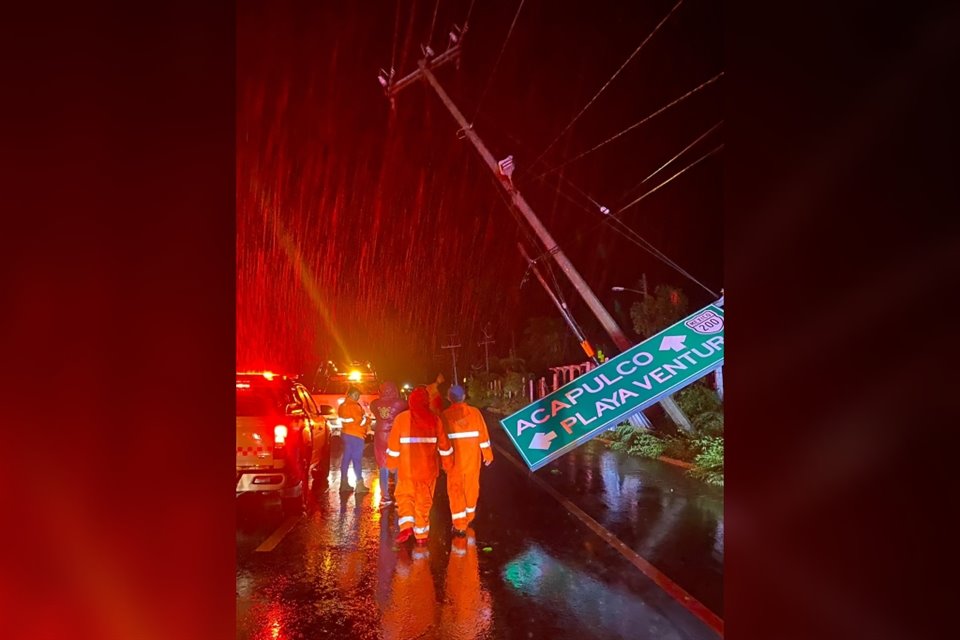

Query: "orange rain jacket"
(386, 402), (453, 482)
(442, 401), (493, 529)
(338, 397), (368, 439)
(387, 387), (453, 540)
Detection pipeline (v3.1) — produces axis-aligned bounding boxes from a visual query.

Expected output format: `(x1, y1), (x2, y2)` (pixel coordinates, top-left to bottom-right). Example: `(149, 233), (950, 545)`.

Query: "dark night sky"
(237, 0), (723, 383)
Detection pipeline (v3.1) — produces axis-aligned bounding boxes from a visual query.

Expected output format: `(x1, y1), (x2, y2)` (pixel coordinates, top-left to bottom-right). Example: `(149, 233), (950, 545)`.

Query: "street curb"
(595, 437), (696, 469)
(657, 456), (695, 470)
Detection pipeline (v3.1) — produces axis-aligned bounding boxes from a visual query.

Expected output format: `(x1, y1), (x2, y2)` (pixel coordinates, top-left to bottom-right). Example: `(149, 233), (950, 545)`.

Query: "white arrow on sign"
(659, 335), (687, 352)
(529, 431), (557, 450)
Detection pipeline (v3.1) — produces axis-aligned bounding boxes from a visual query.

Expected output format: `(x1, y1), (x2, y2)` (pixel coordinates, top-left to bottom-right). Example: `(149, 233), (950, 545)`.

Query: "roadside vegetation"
(606, 381), (724, 487)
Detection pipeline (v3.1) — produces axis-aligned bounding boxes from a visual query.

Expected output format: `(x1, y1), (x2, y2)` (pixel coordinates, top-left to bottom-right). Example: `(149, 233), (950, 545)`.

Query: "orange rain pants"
(386, 409), (453, 541)
(442, 402), (494, 530)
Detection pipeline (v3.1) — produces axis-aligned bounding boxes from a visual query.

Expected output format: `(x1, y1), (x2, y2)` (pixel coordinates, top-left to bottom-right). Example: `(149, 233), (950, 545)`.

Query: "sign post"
(500, 304), (725, 471)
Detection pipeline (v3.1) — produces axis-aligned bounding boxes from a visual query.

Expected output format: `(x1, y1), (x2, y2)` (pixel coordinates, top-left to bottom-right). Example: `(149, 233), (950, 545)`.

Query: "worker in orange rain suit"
(425, 372), (445, 415)
(442, 384), (494, 534)
(382, 545), (438, 640)
(338, 386), (369, 493)
(439, 528), (492, 639)
(386, 386), (453, 545)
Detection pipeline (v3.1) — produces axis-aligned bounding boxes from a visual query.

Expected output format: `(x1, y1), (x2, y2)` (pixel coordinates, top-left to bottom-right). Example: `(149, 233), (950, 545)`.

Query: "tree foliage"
(675, 381), (724, 435)
(630, 284), (690, 338)
(518, 316), (575, 373)
(466, 373), (496, 409)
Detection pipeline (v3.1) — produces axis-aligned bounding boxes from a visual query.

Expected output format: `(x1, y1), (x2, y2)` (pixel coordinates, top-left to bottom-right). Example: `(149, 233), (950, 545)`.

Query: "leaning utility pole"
(441, 334), (462, 383)
(382, 34), (692, 431)
(478, 323), (495, 373)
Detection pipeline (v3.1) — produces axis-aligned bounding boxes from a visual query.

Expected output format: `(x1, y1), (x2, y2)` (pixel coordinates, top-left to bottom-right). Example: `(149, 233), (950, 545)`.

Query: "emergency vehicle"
(310, 361), (380, 437)
(236, 372), (330, 513)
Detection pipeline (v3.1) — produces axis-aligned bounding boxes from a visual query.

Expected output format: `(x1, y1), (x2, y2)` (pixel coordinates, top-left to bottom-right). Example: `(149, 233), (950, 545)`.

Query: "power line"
(512, 169), (717, 300)
(390, 0), (401, 75)
(471, 107), (718, 301)
(529, 71), (723, 182)
(617, 143), (723, 215)
(606, 216), (718, 297)
(616, 120), (722, 207)
(470, 0), (527, 125)
(526, 0), (685, 176)
(524, 146), (723, 297)
(426, 0), (442, 48)
(464, 0), (477, 28)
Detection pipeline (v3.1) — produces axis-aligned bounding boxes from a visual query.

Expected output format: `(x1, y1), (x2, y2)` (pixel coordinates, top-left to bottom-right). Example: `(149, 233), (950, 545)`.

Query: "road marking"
(254, 514), (301, 553)
(494, 443), (725, 638)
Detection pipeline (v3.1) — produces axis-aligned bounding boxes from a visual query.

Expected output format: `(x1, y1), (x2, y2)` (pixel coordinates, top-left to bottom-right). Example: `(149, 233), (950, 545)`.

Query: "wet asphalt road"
(236, 414), (723, 639)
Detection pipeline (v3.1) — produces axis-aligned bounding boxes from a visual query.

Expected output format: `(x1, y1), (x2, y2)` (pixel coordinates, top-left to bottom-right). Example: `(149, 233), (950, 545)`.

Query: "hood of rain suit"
(408, 386), (435, 431)
(379, 381), (399, 401)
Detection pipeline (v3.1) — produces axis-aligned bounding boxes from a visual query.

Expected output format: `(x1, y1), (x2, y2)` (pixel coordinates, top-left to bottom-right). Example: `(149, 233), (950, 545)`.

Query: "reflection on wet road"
(237, 419), (723, 639)
(531, 437), (724, 614)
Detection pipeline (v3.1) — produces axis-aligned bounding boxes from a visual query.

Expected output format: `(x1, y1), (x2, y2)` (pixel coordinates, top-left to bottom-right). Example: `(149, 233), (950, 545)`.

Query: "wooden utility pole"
(478, 323), (495, 373)
(441, 334), (462, 383)
(381, 34), (691, 431)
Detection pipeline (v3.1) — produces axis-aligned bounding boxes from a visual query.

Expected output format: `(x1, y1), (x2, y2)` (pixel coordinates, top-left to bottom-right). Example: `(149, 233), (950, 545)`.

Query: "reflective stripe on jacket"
(385, 410), (453, 480)
(442, 402), (494, 474)
(338, 398), (367, 439)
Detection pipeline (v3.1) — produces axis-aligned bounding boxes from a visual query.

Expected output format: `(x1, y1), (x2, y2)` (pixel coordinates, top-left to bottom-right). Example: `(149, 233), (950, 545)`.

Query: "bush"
(466, 374), (496, 409)
(608, 423), (637, 451)
(690, 435), (724, 486)
(604, 422), (725, 487)
(607, 425), (666, 459)
(661, 434), (697, 461)
(676, 381), (724, 436)
(627, 431), (667, 459)
(501, 371), (526, 396)
(494, 393), (531, 415)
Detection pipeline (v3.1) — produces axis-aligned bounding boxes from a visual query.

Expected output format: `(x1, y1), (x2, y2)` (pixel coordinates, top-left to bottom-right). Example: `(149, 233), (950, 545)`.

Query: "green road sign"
(500, 304), (724, 471)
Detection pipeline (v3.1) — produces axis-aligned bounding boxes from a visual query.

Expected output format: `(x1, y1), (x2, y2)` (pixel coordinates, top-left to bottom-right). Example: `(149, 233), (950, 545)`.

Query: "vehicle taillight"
(273, 424), (288, 459)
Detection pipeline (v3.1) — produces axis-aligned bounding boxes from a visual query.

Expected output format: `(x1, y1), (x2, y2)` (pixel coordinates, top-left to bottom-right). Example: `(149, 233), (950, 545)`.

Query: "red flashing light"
(236, 370), (281, 381)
